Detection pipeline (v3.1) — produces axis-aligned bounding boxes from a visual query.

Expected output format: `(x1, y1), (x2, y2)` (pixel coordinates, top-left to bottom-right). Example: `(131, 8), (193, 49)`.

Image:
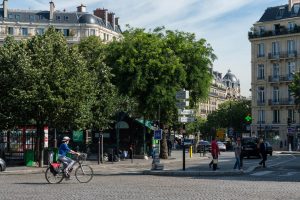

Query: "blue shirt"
(58, 143), (71, 157)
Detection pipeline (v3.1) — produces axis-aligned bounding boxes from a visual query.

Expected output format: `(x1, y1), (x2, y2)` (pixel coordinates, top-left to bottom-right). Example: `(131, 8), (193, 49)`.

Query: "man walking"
(209, 137), (220, 171)
(233, 137), (242, 171)
(258, 138), (267, 168)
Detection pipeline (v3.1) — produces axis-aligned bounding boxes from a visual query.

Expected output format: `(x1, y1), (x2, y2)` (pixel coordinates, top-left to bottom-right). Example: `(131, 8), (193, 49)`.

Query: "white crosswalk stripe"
(250, 170), (300, 177)
(250, 171), (273, 176)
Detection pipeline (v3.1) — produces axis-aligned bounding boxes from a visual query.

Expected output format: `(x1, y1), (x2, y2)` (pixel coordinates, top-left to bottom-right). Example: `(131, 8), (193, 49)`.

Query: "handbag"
(213, 158), (218, 164)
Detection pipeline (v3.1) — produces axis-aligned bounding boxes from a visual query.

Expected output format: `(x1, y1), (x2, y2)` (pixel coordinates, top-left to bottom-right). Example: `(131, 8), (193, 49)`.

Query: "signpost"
(154, 129), (162, 140)
(175, 89), (195, 171)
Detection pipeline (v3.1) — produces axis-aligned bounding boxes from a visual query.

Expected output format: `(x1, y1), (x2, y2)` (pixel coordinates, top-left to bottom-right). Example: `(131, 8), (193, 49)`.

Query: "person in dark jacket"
(258, 138), (267, 168)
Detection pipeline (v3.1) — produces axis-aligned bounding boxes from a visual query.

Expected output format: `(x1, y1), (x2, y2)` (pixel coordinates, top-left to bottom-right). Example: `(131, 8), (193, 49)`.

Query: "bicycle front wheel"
(45, 167), (64, 184)
(75, 165), (94, 183)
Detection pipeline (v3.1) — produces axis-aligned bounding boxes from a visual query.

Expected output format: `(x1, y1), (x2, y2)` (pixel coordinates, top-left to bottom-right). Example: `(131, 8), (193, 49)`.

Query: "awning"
(135, 119), (155, 130)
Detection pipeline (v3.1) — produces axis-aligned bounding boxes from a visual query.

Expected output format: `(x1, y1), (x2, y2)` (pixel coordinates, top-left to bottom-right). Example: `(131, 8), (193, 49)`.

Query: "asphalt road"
(0, 152), (299, 200)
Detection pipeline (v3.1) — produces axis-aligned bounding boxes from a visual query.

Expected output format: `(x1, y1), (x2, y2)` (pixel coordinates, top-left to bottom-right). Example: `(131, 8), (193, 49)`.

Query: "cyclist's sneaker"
(69, 167), (73, 173)
(65, 176), (72, 181)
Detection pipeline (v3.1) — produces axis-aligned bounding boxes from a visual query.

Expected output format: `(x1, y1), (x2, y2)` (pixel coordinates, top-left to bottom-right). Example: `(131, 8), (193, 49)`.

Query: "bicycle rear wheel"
(75, 165), (93, 183)
(45, 167), (64, 184)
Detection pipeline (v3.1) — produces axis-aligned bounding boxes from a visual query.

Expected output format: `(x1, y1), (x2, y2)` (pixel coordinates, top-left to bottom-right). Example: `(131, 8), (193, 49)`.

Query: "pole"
(100, 134), (103, 163)
(54, 128), (57, 148)
(182, 123), (186, 171)
(98, 133), (101, 165)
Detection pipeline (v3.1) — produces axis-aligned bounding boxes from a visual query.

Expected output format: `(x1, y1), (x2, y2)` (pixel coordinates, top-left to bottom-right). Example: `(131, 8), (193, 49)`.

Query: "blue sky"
(7, 0), (288, 97)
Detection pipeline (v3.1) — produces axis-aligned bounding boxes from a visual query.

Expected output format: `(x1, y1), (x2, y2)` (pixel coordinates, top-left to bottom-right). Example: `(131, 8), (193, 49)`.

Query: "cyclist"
(58, 136), (80, 176)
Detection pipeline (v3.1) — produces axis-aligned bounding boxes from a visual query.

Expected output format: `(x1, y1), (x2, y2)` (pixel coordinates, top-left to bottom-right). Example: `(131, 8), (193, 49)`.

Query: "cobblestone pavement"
(0, 172), (300, 200)
(1, 152), (300, 200)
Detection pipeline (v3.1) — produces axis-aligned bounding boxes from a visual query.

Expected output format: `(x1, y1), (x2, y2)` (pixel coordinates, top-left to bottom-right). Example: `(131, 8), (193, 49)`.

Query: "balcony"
(268, 51), (297, 60)
(257, 100), (265, 106)
(268, 74), (293, 83)
(268, 98), (295, 106)
(248, 26), (300, 39)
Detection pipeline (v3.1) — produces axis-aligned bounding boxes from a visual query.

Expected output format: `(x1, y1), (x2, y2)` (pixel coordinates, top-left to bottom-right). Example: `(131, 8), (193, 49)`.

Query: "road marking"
(279, 172), (299, 177)
(250, 171), (273, 176)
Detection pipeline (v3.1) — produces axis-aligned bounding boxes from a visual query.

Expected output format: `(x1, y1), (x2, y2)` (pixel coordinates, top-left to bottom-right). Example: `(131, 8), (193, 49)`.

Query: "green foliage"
(290, 72), (300, 105)
(105, 27), (215, 126)
(205, 99), (251, 137)
(0, 27), (97, 130)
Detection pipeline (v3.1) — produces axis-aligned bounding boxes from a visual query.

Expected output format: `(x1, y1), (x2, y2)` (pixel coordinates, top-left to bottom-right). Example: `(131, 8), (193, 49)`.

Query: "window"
(8, 27), (14, 35)
(56, 16), (61, 20)
(63, 29), (69, 36)
(288, 22), (295, 31)
(21, 28), (28, 36)
(287, 40), (295, 55)
(277, 7), (285, 18)
(90, 29), (95, 36)
(8, 14), (13, 19)
(258, 43), (264, 57)
(257, 87), (265, 103)
(293, 4), (300, 14)
(36, 28), (44, 35)
(257, 64), (264, 80)
(273, 110), (280, 123)
(288, 87), (293, 101)
(272, 63), (279, 78)
(272, 42), (280, 56)
(29, 15), (35, 21)
(64, 16), (69, 21)
(259, 26), (265, 34)
(15, 15), (20, 21)
(273, 87), (279, 103)
(288, 109), (295, 122)
(258, 110), (265, 123)
(288, 62), (295, 77)
(103, 33), (106, 41)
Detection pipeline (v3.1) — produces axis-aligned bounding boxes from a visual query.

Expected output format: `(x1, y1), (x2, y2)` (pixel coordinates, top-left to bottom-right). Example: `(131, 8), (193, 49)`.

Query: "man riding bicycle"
(58, 136), (80, 176)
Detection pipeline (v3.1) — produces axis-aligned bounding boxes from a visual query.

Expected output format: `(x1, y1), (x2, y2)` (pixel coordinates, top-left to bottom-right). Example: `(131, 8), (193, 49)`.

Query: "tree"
(205, 99), (251, 138)
(78, 36), (120, 130)
(105, 26), (215, 158)
(0, 27), (97, 166)
(290, 72), (300, 105)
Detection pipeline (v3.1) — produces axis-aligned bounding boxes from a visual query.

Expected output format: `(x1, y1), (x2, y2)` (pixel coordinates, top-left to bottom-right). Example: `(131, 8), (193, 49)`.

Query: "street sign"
(178, 109), (194, 115)
(287, 127), (295, 134)
(228, 127), (234, 137)
(178, 116), (195, 123)
(176, 90), (189, 99)
(154, 129), (162, 140)
(176, 101), (189, 109)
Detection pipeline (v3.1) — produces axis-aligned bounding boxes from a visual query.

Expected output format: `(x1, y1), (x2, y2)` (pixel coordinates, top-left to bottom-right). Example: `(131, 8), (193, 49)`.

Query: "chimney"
(49, 1), (55, 21)
(3, 0), (8, 19)
(289, 0), (300, 11)
(77, 4), (86, 12)
(108, 12), (115, 30)
(94, 8), (108, 27)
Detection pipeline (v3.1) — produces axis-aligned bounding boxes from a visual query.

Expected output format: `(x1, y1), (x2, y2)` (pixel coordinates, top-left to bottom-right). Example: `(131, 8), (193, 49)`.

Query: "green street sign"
(245, 115), (252, 122)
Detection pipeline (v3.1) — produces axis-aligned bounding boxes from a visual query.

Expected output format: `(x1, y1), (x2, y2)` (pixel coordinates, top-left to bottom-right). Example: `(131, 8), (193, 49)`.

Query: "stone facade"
(0, 0), (122, 44)
(249, 0), (300, 150)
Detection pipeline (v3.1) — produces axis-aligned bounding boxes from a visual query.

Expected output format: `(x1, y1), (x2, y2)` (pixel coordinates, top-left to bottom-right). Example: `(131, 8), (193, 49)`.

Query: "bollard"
(189, 146), (192, 158)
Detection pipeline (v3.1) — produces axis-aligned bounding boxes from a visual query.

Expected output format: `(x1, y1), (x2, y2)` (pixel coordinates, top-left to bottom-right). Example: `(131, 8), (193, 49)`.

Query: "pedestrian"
(258, 138), (267, 168)
(233, 137), (242, 171)
(209, 137), (220, 170)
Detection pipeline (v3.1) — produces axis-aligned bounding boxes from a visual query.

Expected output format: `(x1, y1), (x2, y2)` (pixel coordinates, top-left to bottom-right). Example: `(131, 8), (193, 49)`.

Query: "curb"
(143, 170), (244, 176)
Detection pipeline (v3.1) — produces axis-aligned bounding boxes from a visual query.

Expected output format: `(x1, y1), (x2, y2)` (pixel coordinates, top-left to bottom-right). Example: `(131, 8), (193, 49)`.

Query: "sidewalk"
(0, 150), (259, 176)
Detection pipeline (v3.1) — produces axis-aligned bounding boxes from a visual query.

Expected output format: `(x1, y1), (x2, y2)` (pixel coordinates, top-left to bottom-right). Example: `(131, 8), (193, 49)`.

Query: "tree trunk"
(160, 126), (168, 159)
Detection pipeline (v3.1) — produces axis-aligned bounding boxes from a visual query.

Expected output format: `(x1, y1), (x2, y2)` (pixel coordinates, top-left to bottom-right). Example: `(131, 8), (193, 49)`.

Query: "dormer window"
(56, 16), (61, 20)
(293, 3), (300, 14)
(277, 7), (285, 18)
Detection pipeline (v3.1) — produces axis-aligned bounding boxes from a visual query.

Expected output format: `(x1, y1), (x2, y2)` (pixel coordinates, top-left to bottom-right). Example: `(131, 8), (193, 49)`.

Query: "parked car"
(265, 141), (273, 156)
(197, 140), (211, 153)
(217, 141), (226, 152)
(0, 158), (6, 171)
(183, 139), (194, 148)
(241, 137), (260, 158)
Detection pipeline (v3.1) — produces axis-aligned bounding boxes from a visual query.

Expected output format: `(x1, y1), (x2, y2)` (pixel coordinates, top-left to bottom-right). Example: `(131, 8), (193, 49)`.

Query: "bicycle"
(45, 153), (94, 184)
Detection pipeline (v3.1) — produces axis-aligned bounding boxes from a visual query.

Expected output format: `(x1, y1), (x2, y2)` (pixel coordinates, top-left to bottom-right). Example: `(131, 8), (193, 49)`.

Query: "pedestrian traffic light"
(245, 114), (252, 124)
